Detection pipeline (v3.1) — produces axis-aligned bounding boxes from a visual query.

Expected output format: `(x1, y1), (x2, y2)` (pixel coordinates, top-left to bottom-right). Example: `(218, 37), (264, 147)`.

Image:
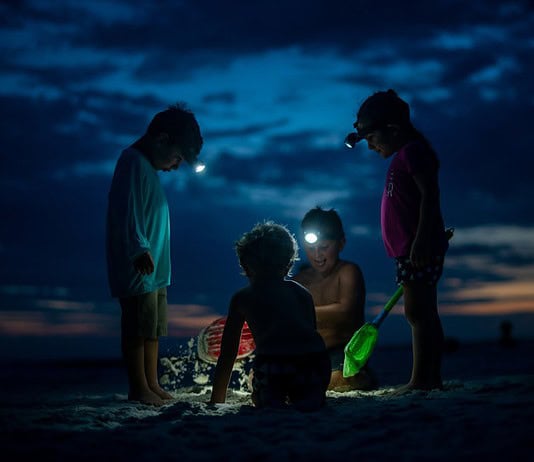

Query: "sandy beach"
(1, 338), (532, 461)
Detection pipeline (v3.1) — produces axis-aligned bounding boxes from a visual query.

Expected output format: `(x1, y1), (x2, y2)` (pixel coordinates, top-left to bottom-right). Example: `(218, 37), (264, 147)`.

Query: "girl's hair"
(235, 221), (299, 277)
(357, 89), (439, 165)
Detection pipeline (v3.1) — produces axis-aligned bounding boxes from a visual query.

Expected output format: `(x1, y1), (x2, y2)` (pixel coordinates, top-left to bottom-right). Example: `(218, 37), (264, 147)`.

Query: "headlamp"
(304, 231), (319, 244)
(344, 132), (363, 149)
(344, 120), (388, 149)
(181, 148), (206, 174)
(193, 161), (206, 173)
(303, 228), (343, 244)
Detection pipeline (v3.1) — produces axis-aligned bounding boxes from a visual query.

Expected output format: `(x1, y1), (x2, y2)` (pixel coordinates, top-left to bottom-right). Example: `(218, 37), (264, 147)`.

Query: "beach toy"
(343, 228), (454, 378)
(197, 317), (256, 363)
(343, 286), (403, 377)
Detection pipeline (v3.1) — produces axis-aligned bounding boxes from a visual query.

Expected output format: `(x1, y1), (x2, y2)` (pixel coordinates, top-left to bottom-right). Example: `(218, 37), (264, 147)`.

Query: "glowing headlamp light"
(304, 229), (343, 244)
(344, 132), (363, 149)
(182, 149), (206, 174)
(304, 231), (319, 244)
(345, 120), (391, 148)
(193, 161), (206, 173)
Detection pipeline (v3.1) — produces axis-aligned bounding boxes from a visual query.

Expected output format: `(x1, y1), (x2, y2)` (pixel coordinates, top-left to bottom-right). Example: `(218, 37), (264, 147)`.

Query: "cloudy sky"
(1, 0), (533, 359)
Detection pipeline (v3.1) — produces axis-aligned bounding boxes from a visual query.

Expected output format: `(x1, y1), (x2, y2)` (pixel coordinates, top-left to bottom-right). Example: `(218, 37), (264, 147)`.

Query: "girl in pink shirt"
(346, 89), (448, 392)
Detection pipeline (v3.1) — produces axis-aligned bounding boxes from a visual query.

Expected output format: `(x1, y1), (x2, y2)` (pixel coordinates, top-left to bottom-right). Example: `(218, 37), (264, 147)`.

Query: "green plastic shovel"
(343, 228), (454, 378)
(343, 285), (403, 377)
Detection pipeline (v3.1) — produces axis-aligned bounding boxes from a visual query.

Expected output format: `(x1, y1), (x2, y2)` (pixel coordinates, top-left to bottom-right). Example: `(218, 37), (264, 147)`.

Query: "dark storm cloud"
(205, 118), (289, 139)
(0, 95), (121, 178)
(62, 0), (529, 55)
(205, 134), (367, 187)
(433, 98), (533, 225)
(7, 0), (530, 75)
(202, 92), (237, 105)
(0, 174), (109, 283)
(0, 91), (172, 180)
(0, 60), (117, 89)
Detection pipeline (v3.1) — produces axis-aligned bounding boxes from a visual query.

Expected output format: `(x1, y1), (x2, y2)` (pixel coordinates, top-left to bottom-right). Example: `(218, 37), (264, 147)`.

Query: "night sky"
(1, 0), (533, 359)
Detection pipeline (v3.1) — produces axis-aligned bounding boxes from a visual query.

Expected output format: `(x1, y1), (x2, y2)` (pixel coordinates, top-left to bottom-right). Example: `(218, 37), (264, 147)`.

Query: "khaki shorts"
(120, 287), (168, 339)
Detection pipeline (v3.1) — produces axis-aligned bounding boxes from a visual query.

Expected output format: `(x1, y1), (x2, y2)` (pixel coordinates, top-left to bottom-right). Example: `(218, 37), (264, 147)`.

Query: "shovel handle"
(372, 286), (403, 327)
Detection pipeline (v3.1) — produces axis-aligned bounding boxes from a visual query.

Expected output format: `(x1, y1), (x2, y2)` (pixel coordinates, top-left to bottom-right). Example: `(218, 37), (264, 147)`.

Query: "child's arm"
(209, 299), (245, 404)
(411, 169), (441, 268)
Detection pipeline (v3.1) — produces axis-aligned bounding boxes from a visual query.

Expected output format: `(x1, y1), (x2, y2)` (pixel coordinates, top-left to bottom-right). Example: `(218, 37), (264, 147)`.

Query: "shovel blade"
(343, 323), (379, 378)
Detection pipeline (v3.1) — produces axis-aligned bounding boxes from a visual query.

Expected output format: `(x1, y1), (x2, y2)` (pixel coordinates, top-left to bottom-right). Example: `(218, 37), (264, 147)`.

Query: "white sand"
(2, 375), (532, 460)
(1, 341), (532, 461)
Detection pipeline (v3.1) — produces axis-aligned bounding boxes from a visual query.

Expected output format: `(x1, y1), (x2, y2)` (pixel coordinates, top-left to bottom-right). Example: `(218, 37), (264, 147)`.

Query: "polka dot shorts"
(395, 256), (444, 286)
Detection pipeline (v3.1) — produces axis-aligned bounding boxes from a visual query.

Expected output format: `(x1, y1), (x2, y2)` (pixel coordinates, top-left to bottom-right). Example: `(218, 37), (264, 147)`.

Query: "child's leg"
(143, 287), (173, 400)
(251, 356), (288, 408)
(288, 351), (331, 411)
(121, 333), (163, 405)
(326, 347), (378, 391)
(144, 338), (173, 400)
(120, 296), (164, 405)
(403, 282), (444, 390)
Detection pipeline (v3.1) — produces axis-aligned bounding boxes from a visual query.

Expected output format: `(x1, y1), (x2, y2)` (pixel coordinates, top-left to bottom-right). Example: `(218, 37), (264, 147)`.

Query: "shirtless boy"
(292, 207), (377, 391)
(210, 221), (330, 411)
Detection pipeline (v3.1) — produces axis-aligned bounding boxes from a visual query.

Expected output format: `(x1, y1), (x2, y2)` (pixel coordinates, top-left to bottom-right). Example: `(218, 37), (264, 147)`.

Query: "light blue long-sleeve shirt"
(106, 147), (171, 298)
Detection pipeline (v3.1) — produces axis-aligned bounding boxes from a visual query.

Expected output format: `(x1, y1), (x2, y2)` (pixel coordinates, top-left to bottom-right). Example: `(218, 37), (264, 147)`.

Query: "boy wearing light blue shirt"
(107, 147), (171, 298)
(106, 103), (203, 406)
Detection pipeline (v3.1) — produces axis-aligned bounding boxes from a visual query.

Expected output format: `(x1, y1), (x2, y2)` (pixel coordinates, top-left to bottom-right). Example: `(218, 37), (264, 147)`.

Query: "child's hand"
(134, 252), (155, 275)
(410, 238), (432, 269)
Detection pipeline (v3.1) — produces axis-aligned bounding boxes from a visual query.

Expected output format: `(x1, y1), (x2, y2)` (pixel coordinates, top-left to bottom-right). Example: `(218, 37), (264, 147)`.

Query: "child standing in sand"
(292, 206), (377, 391)
(210, 221), (330, 411)
(345, 89), (449, 392)
(106, 103), (203, 405)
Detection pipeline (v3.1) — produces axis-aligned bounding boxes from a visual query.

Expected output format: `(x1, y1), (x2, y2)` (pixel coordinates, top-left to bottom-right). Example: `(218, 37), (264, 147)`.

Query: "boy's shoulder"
(338, 259), (362, 274)
(118, 146), (139, 160)
(337, 260), (364, 283)
(114, 147), (144, 171)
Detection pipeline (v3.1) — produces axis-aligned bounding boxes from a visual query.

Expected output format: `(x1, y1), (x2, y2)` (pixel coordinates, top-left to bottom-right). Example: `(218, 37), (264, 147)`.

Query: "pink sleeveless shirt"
(380, 141), (448, 258)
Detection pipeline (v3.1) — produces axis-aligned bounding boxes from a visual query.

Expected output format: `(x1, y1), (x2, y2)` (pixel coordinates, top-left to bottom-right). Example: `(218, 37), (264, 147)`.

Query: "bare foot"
(128, 389), (164, 406)
(389, 381), (442, 397)
(150, 384), (175, 400)
(388, 383), (417, 397)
